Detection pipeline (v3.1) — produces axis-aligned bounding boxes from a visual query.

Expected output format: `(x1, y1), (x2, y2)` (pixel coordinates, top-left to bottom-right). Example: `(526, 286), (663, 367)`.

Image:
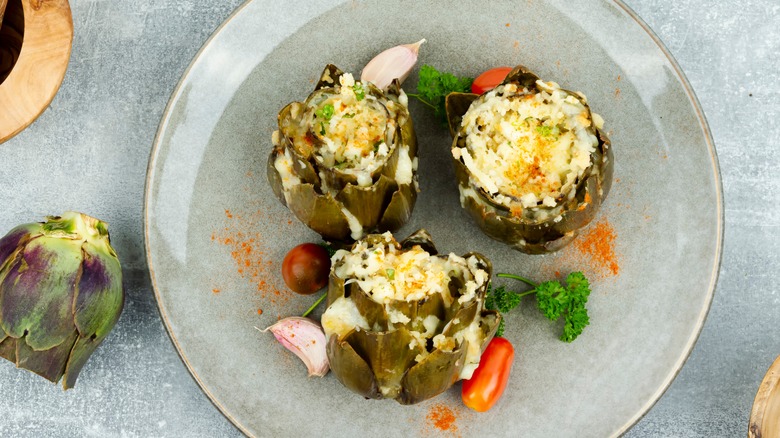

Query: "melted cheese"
(454, 81), (599, 209)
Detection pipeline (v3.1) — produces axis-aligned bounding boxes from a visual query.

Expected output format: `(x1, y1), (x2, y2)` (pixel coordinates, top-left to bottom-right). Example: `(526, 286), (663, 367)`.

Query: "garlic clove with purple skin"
(361, 39), (425, 90)
(260, 317), (329, 377)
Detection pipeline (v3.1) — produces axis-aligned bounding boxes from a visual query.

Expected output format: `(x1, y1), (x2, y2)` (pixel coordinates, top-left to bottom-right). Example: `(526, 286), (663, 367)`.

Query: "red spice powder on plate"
(427, 403), (458, 432)
(543, 218), (620, 281)
(573, 219), (619, 277)
(212, 209), (290, 306)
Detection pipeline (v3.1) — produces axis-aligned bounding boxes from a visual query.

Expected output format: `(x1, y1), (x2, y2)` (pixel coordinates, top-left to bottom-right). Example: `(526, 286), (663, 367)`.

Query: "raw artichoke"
(0, 212), (124, 389)
(321, 229), (500, 404)
(268, 64), (419, 243)
(445, 65), (614, 254)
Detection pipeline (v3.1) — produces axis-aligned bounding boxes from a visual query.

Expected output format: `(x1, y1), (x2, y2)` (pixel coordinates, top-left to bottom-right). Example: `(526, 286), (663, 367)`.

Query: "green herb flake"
(315, 104), (335, 122)
(319, 122), (326, 136)
(353, 83), (365, 101)
(535, 125), (553, 137)
(343, 113), (356, 118)
(386, 268), (395, 280)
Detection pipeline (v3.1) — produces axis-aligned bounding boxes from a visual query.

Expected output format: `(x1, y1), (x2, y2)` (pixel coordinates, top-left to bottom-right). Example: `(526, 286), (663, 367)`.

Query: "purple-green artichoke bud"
(0, 212), (124, 389)
(268, 64), (419, 243)
(321, 229), (499, 404)
(445, 65), (613, 254)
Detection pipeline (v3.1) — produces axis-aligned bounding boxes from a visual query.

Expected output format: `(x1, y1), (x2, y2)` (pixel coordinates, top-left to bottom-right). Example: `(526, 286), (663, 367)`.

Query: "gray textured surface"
(0, 0), (774, 437)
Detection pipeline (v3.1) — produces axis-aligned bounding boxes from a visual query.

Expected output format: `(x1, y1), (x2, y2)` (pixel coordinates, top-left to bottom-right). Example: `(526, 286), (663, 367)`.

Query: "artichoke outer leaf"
(398, 343), (468, 405)
(377, 183), (417, 233)
(442, 300), (479, 338)
(348, 282), (388, 331)
(326, 272), (346, 307)
(462, 252), (493, 278)
(0, 237), (82, 350)
(266, 149), (288, 207)
(62, 334), (105, 389)
(390, 291), (446, 330)
(0, 224), (39, 273)
(345, 327), (422, 400)
(326, 334), (381, 399)
(399, 229), (437, 255)
(0, 335), (16, 363)
(15, 330), (78, 384)
(445, 92), (478, 138)
(477, 310), (502, 352)
(503, 65), (541, 89)
(336, 176), (395, 230)
(286, 184), (351, 241)
(73, 247), (124, 338)
(315, 64), (345, 91)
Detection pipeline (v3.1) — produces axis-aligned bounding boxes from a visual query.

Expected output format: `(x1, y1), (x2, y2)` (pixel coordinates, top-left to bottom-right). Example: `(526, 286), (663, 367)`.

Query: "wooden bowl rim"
(749, 354), (780, 437)
(0, 0), (73, 144)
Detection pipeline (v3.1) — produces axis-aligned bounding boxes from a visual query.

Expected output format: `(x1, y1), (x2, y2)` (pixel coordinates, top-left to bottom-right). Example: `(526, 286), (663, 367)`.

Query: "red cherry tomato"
(461, 337), (515, 412)
(281, 243), (331, 295)
(471, 67), (513, 95)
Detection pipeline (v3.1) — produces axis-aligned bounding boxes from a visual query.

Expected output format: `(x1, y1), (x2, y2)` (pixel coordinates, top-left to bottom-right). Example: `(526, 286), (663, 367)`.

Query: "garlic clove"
(361, 39), (425, 90)
(260, 317), (329, 377)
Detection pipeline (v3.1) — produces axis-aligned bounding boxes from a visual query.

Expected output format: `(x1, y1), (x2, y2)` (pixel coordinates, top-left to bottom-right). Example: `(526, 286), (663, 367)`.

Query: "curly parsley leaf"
(493, 271), (592, 342)
(407, 65), (473, 124)
(484, 283), (522, 337)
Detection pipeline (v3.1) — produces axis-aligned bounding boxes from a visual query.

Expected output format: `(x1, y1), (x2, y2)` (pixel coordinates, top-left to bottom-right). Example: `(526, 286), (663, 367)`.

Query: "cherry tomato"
(461, 337), (515, 412)
(281, 243), (331, 295)
(471, 67), (513, 95)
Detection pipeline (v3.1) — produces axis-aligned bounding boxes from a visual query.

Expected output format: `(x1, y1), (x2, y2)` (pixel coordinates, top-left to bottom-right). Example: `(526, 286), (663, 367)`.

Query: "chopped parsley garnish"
(315, 104), (335, 121)
(353, 83), (365, 101)
(319, 122), (326, 135)
(535, 124), (561, 139)
(343, 113), (356, 118)
(485, 272), (592, 342)
(386, 268), (395, 280)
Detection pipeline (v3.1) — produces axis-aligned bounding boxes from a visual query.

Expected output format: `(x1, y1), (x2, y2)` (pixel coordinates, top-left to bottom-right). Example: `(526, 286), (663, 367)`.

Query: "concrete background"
(0, 0), (777, 436)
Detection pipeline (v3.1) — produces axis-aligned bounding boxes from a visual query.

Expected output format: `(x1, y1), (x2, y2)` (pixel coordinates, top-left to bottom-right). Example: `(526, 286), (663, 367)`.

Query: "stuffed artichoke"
(268, 64), (419, 242)
(321, 229), (500, 405)
(445, 66), (613, 254)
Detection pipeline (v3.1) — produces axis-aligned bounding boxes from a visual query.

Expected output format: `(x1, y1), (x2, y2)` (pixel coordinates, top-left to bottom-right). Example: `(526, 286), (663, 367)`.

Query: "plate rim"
(142, 0), (724, 436)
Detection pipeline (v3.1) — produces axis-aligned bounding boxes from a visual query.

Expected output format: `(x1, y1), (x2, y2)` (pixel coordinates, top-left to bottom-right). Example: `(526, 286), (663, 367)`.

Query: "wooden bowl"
(0, 0), (7, 24)
(749, 354), (780, 437)
(0, 0), (72, 144)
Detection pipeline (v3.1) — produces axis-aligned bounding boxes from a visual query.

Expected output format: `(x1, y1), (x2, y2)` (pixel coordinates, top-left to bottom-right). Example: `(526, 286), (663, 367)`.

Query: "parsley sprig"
(407, 65), (473, 124)
(485, 272), (592, 342)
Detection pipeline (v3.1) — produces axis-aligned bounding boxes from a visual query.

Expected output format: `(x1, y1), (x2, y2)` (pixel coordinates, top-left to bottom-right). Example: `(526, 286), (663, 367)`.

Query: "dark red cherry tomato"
(281, 243), (331, 295)
(461, 337), (515, 412)
(471, 67), (513, 95)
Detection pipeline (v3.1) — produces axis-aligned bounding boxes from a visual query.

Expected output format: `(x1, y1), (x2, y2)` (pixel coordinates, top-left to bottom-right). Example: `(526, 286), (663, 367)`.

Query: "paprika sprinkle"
(427, 403), (458, 433)
(574, 219), (619, 277)
(212, 209), (290, 307)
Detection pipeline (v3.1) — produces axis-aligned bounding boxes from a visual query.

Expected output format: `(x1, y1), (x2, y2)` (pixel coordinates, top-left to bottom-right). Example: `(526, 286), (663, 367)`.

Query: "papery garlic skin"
(261, 317), (329, 377)
(361, 39), (425, 90)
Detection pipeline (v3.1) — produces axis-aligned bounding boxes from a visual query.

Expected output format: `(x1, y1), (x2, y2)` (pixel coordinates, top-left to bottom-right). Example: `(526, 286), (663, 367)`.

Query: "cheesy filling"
(330, 232), (487, 305)
(308, 73), (396, 184)
(454, 81), (600, 209)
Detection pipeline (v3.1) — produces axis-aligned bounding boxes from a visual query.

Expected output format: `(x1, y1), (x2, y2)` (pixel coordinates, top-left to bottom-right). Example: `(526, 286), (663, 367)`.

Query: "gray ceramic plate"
(144, 0), (722, 436)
